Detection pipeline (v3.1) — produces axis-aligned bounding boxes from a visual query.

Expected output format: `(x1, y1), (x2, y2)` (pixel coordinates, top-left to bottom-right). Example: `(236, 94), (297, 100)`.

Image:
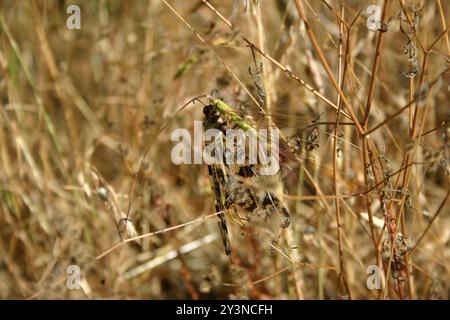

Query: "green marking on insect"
(211, 99), (257, 133)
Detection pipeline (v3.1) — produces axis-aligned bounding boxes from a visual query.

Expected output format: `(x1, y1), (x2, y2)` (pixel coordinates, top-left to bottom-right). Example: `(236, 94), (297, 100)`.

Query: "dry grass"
(0, 0), (449, 299)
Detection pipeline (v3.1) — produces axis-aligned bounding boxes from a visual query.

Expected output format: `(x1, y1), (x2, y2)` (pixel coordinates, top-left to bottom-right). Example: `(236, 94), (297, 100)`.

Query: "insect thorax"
(203, 104), (228, 131)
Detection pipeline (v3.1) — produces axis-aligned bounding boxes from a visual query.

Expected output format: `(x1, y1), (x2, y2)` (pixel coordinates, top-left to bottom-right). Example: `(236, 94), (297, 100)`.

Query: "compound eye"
(203, 104), (214, 115)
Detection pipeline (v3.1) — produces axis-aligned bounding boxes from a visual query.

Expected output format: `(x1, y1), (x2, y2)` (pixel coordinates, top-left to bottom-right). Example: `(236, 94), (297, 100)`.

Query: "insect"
(202, 98), (293, 256)
(183, 93), (354, 257)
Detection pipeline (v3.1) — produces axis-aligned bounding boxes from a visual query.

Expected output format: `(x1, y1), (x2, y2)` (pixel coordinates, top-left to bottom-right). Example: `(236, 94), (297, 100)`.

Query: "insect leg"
(263, 192), (291, 229)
